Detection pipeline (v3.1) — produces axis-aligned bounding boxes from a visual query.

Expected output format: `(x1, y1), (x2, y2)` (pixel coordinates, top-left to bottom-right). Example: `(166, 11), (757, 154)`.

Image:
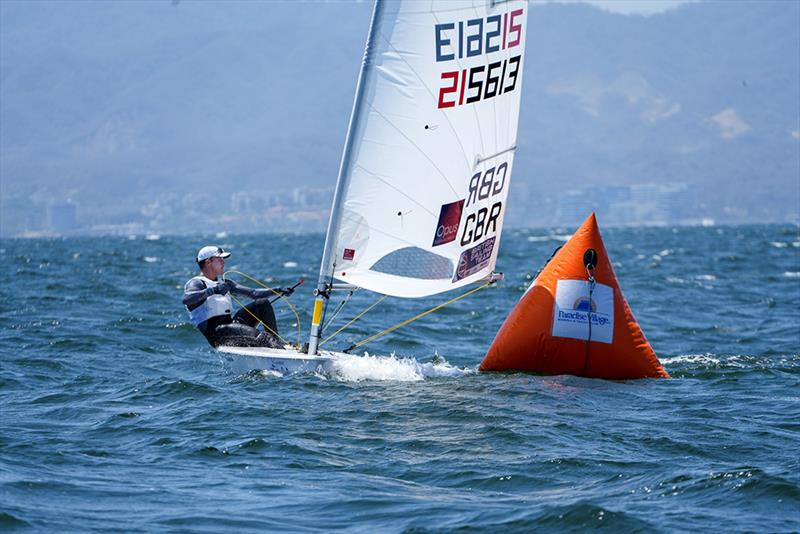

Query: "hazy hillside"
(1, 0), (798, 235)
(519, 1), (799, 222)
(0, 1), (371, 193)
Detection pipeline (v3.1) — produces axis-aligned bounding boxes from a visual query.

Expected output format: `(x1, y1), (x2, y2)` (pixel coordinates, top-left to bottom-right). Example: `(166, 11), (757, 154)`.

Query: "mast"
(308, 0), (385, 355)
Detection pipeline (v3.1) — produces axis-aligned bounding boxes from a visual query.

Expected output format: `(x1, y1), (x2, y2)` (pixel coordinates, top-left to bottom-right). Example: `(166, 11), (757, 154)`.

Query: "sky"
(568, 0), (696, 15)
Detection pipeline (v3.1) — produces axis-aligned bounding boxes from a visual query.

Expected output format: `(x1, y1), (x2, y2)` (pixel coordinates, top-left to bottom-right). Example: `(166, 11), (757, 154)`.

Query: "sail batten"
(321, 0), (528, 299)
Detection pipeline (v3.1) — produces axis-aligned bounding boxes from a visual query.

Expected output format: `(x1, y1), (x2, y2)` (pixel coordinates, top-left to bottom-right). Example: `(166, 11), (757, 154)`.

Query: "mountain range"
(1, 0), (798, 235)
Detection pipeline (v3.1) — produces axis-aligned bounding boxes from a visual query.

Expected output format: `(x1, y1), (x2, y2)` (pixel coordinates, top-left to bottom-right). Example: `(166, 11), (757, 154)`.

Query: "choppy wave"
(2, 224), (799, 532)
(661, 353), (800, 369)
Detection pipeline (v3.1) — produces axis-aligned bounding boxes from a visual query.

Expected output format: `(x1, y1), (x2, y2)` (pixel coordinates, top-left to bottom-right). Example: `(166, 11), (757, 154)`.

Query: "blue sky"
(568, 0), (695, 15)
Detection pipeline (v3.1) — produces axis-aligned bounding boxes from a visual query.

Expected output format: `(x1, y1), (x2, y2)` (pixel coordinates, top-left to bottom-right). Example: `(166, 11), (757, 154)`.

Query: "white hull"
(217, 345), (342, 375)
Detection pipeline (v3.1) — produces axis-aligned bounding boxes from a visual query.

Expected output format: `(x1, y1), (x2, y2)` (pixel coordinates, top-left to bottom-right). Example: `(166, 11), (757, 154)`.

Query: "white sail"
(324, 0), (528, 300)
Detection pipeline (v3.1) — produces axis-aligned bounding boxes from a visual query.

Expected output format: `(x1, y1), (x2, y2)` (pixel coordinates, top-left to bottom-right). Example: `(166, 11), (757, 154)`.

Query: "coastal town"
(2, 180), (736, 238)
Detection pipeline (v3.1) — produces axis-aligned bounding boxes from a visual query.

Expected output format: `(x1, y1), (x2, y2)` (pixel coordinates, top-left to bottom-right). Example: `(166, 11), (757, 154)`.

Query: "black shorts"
(200, 298), (281, 348)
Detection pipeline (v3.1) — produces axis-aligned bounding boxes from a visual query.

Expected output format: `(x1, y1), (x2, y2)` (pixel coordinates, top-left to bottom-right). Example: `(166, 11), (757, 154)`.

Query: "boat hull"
(217, 345), (340, 375)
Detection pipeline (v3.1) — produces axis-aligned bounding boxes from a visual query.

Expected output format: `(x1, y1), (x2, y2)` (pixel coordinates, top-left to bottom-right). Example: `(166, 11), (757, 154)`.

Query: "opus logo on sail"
(434, 8), (525, 109)
(432, 199), (465, 246)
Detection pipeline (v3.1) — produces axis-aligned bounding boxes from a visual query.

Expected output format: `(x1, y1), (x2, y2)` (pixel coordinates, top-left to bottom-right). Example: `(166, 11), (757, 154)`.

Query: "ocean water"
(2, 224), (799, 533)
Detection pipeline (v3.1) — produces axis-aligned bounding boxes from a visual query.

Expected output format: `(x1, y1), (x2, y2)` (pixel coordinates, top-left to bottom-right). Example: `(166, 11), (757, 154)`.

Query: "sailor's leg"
(255, 330), (283, 349)
(233, 299), (278, 334)
(211, 322), (262, 347)
(200, 316), (232, 347)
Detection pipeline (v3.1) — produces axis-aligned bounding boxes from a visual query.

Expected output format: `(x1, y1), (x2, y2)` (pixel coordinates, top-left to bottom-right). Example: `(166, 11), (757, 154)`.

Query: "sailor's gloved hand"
(213, 280), (236, 295)
(279, 286), (294, 297)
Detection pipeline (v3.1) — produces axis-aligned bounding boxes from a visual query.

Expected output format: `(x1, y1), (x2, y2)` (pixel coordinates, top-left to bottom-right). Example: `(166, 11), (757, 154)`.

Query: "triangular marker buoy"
(481, 213), (669, 379)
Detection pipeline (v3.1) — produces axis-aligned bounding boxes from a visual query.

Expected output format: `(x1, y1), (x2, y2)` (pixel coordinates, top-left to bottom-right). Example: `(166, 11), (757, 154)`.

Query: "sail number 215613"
(438, 56), (521, 109)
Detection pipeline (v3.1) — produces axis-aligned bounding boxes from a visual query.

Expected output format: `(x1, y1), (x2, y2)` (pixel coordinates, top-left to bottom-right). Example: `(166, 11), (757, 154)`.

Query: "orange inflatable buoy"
(481, 213), (669, 379)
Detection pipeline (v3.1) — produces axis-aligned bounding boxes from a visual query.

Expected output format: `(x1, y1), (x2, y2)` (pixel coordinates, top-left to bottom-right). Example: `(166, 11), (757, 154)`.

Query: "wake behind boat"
(219, 0), (528, 373)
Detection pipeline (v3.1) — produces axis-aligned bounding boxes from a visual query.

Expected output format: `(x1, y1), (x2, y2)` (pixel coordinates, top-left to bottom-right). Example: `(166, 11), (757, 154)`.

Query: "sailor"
(182, 245), (293, 348)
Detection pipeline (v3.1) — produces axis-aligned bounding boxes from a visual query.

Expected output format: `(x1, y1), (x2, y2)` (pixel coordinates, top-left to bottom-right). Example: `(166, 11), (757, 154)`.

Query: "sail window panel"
(370, 247), (453, 280)
(335, 268), (468, 299)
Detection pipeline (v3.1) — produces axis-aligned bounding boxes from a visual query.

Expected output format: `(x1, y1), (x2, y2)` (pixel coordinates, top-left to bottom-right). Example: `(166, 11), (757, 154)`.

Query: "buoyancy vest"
(186, 276), (232, 327)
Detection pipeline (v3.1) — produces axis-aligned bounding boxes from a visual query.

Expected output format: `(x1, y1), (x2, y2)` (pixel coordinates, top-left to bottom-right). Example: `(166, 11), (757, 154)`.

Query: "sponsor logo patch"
(551, 279), (614, 343)
(343, 248), (355, 261)
(453, 236), (495, 281)
(432, 199), (464, 246)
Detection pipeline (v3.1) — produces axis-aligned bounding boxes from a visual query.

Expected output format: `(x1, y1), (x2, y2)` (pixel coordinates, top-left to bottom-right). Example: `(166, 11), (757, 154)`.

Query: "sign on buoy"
(481, 213), (669, 379)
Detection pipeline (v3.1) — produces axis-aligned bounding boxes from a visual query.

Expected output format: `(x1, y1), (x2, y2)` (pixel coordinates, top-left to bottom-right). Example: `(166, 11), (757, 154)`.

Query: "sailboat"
(219, 0), (528, 374)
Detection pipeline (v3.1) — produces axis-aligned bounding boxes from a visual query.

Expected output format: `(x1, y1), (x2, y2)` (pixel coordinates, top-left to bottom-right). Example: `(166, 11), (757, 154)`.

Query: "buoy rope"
(582, 264), (596, 376)
(344, 280), (494, 353)
(320, 294), (387, 347)
(222, 270), (302, 348)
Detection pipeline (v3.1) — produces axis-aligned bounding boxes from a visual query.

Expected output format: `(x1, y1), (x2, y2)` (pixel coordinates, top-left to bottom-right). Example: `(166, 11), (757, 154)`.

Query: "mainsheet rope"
(581, 248), (598, 376)
(343, 280), (495, 353)
(320, 294), (388, 348)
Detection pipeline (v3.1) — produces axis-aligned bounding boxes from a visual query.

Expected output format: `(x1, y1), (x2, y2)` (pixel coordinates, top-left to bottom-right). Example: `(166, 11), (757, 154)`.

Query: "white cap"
(196, 245), (231, 263)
